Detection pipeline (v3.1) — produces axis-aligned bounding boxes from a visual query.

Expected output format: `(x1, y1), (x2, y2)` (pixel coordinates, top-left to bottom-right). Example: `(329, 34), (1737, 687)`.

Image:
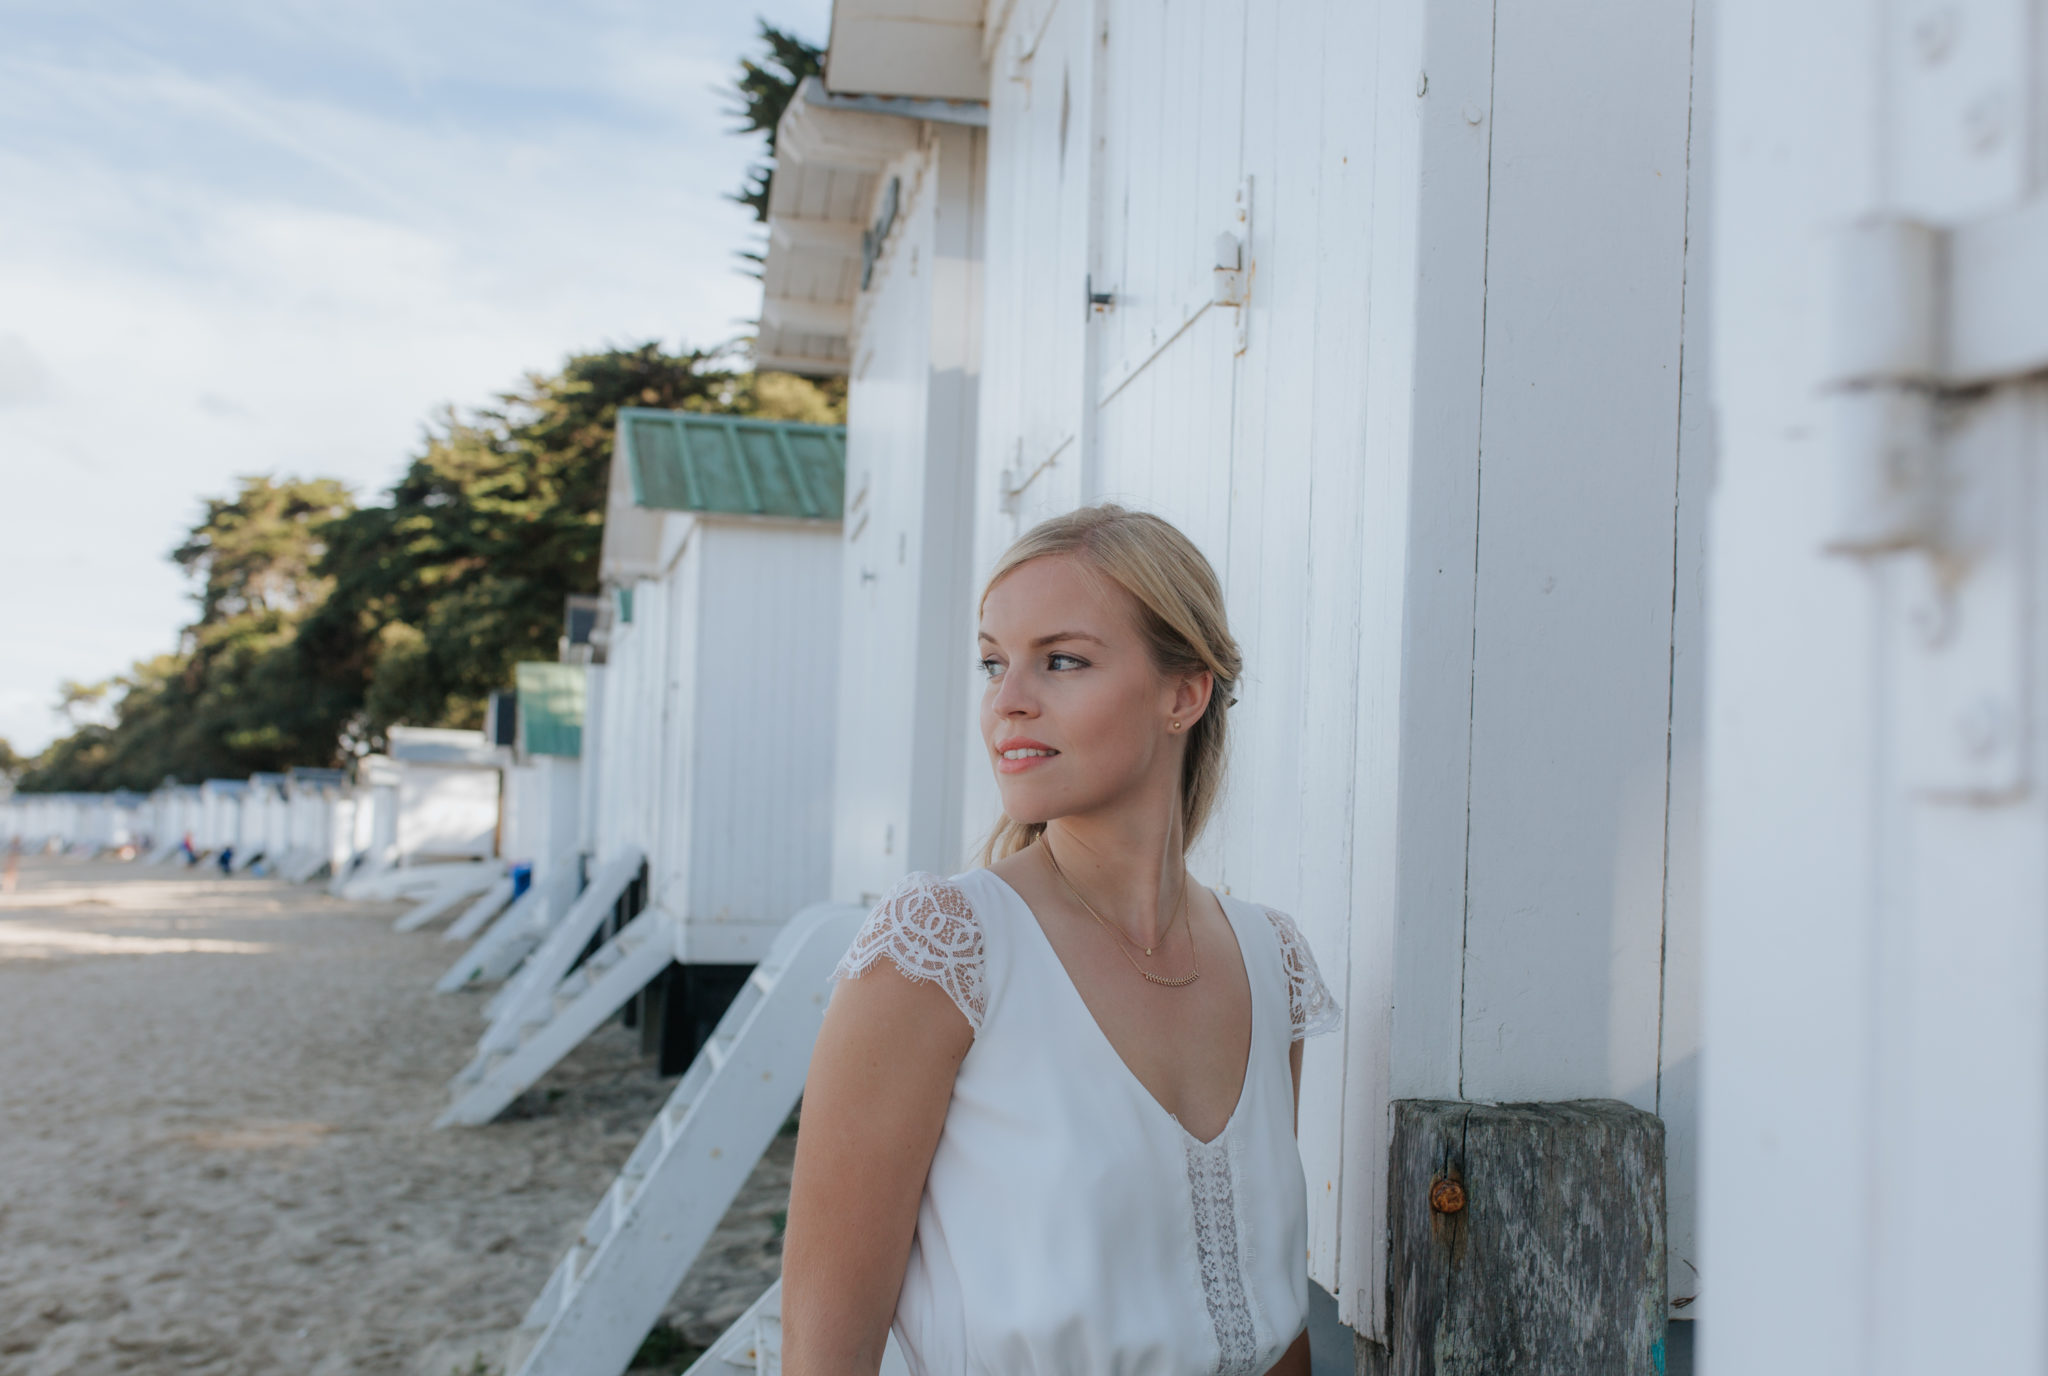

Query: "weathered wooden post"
(1374, 1102), (1666, 1376)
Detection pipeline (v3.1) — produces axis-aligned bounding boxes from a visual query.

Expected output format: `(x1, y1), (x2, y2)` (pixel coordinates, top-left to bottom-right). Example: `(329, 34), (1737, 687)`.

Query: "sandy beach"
(0, 855), (787, 1376)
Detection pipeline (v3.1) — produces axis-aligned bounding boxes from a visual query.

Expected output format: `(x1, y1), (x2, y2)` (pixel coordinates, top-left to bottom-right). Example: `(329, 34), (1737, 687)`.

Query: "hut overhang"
(824, 0), (989, 102)
(757, 78), (984, 377)
(600, 410), (848, 586)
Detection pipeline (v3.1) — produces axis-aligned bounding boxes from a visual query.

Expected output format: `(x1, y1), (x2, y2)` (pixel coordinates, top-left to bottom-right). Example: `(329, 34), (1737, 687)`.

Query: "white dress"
(832, 866), (1342, 1376)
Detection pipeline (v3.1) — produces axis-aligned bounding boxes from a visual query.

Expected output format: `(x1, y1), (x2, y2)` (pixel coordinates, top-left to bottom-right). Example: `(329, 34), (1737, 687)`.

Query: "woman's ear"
(1171, 669), (1215, 730)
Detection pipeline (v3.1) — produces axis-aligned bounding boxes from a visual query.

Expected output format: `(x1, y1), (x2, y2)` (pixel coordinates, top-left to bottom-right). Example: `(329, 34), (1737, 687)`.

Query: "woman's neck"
(1040, 802), (1187, 951)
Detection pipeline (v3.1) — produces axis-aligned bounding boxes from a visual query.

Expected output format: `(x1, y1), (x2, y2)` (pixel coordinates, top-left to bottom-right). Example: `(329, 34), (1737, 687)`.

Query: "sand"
(0, 855), (789, 1376)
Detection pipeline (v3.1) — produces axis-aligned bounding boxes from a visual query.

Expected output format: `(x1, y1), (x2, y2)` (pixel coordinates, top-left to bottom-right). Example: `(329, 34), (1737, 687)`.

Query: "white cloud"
(0, 0), (833, 755)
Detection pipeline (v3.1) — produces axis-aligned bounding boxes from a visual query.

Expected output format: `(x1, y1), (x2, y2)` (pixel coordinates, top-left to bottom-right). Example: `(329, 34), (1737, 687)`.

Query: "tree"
(728, 23), (827, 225)
(301, 343), (844, 741)
(16, 347), (844, 790)
(0, 737), (23, 782)
(16, 477), (359, 792)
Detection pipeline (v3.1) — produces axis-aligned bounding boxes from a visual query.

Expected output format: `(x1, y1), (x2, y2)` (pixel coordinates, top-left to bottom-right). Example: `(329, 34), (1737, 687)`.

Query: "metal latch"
(1210, 178), (1252, 353)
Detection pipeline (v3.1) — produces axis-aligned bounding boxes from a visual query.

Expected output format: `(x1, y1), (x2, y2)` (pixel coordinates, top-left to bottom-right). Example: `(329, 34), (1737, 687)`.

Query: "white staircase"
(441, 875), (515, 943)
(477, 850), (643, 1028)
(508, 902), (862, 1376)
(392, 866), (500, 932)
(433, 869), (579, 994)
(682, 1280), (912, 1376)
(437, 904), (675, 1127)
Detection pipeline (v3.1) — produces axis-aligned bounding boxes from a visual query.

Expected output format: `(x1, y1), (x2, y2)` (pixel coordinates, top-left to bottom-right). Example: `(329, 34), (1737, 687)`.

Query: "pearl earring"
(1171, 721), (1181, 731)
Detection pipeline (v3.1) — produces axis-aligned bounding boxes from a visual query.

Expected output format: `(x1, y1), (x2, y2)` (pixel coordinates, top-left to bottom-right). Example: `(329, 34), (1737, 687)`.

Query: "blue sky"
(0, 0), (832, 754)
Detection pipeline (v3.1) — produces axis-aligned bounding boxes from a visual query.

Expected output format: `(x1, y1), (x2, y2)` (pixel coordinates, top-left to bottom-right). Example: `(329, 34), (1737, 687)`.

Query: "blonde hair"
(976, 505), (1242, 865)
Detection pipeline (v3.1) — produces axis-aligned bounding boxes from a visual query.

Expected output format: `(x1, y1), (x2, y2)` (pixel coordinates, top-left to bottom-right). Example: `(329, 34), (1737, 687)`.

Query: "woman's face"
(977, 554), (1196, 826)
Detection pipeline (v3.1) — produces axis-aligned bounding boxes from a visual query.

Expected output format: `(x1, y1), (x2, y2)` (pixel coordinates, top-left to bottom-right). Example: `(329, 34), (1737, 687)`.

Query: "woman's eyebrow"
(975, 628), (1109, 647)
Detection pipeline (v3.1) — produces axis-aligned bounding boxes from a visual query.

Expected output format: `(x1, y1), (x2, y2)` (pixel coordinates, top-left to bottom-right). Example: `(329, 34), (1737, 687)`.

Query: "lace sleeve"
(832, 872), (987, 1032)
(1260, 907), (1342, 1040)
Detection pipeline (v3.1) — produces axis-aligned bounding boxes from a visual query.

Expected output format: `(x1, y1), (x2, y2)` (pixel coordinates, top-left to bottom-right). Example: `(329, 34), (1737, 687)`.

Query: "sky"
(0, 0), (833, 755)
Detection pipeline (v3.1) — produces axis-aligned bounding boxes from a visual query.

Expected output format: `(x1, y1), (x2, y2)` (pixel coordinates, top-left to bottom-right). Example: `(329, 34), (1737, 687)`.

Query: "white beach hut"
(446, 664), (590, 950)
(509, 2), (1708, 1370)
(834, 3), (1707, 1361)
(196, 779), (249, 861)
(385, 727), (503, 863)
(499, 663), (586, 889)
(281, 767), (349, 882)
(238, 772), (288, 871)
(434, 411), (846, 1129)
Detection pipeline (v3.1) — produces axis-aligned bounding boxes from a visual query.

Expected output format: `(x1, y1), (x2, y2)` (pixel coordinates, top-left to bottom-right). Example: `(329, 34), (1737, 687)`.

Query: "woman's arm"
(782, 964), (974, 1376)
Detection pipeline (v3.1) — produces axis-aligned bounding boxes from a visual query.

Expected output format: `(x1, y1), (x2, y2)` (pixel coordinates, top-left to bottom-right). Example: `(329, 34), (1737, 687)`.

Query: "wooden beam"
(1372, 1100), (1666, 1376)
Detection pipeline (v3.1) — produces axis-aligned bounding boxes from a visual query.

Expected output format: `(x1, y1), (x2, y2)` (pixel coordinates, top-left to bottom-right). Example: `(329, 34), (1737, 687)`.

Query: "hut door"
(1085, 0), (1248, 552)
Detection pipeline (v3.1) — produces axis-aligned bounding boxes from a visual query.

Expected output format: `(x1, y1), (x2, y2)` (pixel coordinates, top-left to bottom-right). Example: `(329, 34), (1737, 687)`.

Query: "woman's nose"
(990, 670), (1036, 718)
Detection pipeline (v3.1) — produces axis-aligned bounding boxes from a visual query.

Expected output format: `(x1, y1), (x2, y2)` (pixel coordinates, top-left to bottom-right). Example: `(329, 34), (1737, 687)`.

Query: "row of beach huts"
(8, 0), (2048, 1370)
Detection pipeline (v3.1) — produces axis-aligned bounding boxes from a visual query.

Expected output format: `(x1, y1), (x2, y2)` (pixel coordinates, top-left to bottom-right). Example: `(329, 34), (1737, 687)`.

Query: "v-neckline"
(980, 868), (1258, 1147)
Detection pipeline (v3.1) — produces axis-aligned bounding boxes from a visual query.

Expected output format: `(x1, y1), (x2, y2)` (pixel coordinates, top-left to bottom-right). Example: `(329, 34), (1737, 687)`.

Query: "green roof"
(515, 663), (586, 758)
(616, 409), (846, 520)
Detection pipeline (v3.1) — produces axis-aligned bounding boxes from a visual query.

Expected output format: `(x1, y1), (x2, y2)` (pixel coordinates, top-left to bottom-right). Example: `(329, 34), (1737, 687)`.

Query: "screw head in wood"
(1429, 1178), (1466, 1214)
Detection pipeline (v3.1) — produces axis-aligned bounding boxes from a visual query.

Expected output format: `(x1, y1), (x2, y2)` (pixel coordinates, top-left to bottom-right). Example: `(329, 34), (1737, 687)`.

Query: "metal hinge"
(1821, 197), (2048, 798)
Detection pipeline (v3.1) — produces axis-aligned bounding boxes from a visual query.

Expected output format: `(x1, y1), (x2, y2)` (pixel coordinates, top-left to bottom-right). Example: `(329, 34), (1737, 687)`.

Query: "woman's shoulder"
(1225, 894), (1344, 1042)
(832, 870), (991, 1031)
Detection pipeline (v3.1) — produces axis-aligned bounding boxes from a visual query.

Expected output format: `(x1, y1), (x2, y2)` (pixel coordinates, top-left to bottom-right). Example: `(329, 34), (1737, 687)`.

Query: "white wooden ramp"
(392, 866), (499, 932)
(682, 1279), (911, 1376)
(434, 868), (579, 994)
(344, 861), (480, 903)
(438, 904), (673, 1127)
(441, 875), (515, 943)
(508, 902), (861, 1376)
(478, 849), (642, 1029)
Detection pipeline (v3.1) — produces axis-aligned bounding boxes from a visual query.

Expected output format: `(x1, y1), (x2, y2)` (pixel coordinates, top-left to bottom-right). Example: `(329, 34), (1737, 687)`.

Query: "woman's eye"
(978, 657), (1004, 679)
(1047, 653), (1086, 671)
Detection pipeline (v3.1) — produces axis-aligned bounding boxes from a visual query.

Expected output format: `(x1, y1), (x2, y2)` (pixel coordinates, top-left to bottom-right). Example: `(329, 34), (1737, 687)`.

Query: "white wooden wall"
(394, 763), (499, 861)
(970, 0), (1705, 1336)
(673, 521), (841, 961)
(592, 515), (842, 962)
(1703, 1), (2048, 1371)
(834, 122), (986, 906)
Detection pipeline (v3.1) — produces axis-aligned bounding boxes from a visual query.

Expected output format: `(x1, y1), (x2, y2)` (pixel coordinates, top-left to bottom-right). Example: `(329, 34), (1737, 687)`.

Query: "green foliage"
(18, 476), (362, 793)
(728, 21), (826, 224)
(0, 737), (23, 780)
(16, 347), (845, 793)
(305, 344), (841, 739)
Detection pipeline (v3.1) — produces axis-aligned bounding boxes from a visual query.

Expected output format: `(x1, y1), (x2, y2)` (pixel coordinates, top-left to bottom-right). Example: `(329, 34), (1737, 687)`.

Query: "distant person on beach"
(785, 506), (1338, 1376)
(217, 846), (233, 875)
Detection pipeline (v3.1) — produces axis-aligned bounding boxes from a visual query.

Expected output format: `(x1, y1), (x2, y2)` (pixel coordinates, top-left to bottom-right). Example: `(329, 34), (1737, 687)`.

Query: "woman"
(785, 505), (1340, 1376)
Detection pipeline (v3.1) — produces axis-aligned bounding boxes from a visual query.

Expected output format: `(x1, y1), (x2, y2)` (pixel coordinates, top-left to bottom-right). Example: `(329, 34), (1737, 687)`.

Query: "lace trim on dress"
(1260, 907), (1342, 1040)
(1185, 1137), (1263, 1376)
(832, 872), (988, 1032)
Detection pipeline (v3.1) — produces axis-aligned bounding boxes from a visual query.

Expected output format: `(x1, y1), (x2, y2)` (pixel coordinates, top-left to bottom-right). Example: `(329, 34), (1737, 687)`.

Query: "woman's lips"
(994, 739), (1060, 774)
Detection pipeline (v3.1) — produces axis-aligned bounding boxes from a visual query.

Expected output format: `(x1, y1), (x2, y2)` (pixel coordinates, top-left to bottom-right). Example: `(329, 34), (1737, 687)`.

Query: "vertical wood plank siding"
(970, 0), (1706, 1336)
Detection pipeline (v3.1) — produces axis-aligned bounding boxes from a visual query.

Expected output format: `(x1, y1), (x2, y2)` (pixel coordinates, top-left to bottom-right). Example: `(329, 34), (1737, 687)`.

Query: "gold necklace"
(1041, 839), (1201, 988)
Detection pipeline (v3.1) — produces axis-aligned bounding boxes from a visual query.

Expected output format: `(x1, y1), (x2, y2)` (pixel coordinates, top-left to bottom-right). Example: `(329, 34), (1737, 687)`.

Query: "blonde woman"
(785, 505), (1340, 1376)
